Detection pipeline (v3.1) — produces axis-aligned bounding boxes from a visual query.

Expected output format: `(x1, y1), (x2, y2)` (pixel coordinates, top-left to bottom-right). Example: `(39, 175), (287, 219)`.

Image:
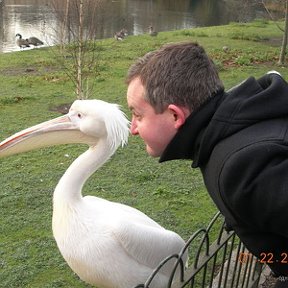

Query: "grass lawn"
(0, 19), (287, 287)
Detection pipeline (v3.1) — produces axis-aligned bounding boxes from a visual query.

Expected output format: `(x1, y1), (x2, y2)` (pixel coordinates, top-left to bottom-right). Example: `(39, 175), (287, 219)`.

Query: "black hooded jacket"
(160, 72), (288, 276)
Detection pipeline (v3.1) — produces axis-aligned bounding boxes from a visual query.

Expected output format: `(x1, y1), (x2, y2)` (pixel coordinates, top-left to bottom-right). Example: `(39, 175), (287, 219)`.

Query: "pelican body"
(0, 100), (187, 288)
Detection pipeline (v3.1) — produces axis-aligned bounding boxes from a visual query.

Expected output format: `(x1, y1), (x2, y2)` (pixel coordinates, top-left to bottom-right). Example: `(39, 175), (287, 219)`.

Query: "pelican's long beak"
(0, 114), (95, 158)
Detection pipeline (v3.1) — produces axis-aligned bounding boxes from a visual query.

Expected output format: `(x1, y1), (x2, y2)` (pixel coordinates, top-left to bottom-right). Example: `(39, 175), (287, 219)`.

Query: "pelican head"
(0, 99), (130, 158)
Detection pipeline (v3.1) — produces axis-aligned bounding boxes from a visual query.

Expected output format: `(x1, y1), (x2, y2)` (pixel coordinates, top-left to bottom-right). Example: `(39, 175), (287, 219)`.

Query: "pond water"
(0, 0), (267, 53)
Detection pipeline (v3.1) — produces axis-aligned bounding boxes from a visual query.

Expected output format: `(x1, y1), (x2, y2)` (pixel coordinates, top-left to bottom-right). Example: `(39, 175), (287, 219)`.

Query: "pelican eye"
(77, 113), (82, 119)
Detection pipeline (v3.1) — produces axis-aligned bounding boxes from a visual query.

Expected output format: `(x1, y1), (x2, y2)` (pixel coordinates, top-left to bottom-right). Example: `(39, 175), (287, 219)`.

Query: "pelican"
(27, 36), (44, 46)
(15, 33), (30, 49)
(0, 99), (187, 288)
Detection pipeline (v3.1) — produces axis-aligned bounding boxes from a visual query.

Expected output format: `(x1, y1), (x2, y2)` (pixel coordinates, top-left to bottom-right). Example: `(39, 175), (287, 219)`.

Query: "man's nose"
(130, 119), (139, 135)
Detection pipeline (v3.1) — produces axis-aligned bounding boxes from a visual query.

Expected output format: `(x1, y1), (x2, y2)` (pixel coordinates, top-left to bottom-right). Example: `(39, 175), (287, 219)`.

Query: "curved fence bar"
(134, 211), (265, 288)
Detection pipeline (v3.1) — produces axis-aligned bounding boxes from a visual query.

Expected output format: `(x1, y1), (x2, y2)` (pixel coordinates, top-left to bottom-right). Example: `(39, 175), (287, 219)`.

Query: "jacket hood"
(160, 72), (288, 167)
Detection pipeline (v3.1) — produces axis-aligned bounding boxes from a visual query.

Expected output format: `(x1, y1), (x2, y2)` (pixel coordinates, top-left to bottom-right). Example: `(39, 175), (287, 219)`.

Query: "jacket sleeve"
(218, 141), (288, 238)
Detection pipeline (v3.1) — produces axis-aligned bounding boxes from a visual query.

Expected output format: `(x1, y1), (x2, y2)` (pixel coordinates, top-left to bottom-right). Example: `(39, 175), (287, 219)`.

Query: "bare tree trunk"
(59, 0), (70, 53)
(51, 0), (101, 100)
(278, 0), (288, 65)
(65, 0), (71, 43)
(77, 0), (83, 99)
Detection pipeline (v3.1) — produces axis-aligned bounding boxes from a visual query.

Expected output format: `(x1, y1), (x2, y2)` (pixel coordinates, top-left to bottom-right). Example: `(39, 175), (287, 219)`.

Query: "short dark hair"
(126, 42), (224, 113)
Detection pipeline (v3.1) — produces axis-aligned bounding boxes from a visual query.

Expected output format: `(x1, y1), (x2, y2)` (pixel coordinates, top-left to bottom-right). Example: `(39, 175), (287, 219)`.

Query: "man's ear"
(167, 104), (190, 129)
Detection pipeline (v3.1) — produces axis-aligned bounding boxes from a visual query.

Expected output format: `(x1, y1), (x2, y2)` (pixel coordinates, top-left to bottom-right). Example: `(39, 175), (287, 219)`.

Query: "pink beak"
(0, 114), (95, 158)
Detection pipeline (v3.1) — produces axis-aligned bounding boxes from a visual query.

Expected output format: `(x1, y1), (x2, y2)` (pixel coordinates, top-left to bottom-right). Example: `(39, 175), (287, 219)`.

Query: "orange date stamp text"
(238, 252), (288, 264)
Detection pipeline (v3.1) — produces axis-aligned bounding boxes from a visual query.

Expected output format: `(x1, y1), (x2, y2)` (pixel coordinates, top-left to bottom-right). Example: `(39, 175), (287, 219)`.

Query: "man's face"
(127, 77), (178, 157)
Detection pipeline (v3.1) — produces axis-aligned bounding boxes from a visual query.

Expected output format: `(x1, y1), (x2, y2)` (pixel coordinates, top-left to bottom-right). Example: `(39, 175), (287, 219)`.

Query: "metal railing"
(135, 212), (264, 288)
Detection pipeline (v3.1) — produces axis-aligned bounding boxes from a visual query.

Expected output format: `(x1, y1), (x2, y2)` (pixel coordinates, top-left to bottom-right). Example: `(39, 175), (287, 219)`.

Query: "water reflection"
(0, 0), (266, 53)
(0, 0), (55, 52)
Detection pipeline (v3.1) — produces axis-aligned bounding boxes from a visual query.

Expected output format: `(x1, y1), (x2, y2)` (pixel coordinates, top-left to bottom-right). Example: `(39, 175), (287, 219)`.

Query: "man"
(126, 42), (288, 287)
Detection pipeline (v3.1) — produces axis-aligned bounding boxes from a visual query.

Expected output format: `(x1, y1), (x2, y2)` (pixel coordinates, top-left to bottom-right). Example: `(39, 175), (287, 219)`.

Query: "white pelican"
(0, 100), (187, 288)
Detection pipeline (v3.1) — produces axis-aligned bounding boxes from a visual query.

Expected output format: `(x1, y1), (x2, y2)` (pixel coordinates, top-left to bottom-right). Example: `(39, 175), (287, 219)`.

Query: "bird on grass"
(27, 36), (44, 46)
(114, 28), (128, 41)
(0, 99), (187, 288)
(148, 26), (158, 37)
(15, 33), (30, 49)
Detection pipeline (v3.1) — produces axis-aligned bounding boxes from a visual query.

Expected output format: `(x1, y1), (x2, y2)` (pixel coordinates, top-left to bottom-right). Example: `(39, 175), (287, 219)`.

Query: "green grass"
(0, 20), (287, 287)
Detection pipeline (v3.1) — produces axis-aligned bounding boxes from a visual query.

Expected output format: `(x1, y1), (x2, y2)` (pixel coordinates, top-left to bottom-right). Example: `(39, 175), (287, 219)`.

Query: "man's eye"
(133, 113), (141, 119)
